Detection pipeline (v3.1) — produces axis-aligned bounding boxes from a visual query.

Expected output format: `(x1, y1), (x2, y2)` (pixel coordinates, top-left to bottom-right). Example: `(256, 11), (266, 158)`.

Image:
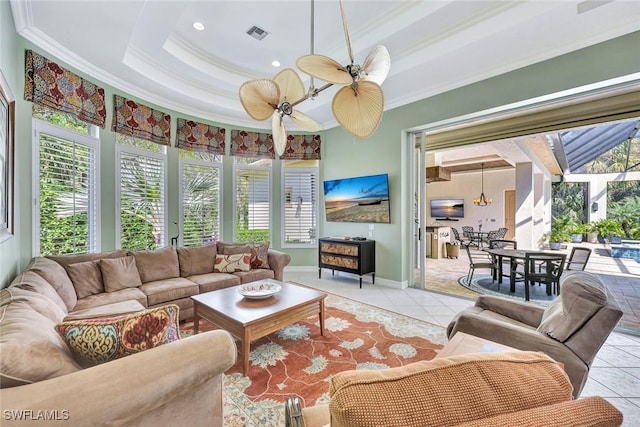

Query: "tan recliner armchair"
(446, 270), (623, 397)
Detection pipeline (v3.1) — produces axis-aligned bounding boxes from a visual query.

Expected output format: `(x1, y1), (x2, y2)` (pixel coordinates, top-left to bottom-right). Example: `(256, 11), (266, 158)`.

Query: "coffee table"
(191, 280), (327, 375)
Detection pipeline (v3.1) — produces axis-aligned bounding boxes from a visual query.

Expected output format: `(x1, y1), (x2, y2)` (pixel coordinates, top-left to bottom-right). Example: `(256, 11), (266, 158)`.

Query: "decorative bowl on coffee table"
(238, 282), (282, 299)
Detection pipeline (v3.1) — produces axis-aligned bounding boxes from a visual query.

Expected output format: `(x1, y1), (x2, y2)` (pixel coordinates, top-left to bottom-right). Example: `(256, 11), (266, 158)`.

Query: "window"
(32, 104), (92, 135)
(33, 119), (99, 256)
(116, 135), (167, 250)
(282, 161), (318, 247)
(234, 157), (271, 243)
(179, 151), (222, 246)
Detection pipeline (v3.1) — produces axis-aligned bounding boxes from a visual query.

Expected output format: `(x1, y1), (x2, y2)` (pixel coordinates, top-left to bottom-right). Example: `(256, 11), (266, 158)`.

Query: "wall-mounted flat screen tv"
(323, 174), (390, 223)
(430, 198), (464, 219)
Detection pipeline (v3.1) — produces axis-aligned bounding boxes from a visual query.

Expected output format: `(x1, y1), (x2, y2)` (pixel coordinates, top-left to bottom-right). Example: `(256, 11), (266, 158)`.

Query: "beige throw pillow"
(214, 253), (251, 273)
(221, 245), (252, 255)
(100, 256), (142, 292)
(176, 244), (217, 277)
(129, 246), (179, 283)
(67, 260), (104, 299)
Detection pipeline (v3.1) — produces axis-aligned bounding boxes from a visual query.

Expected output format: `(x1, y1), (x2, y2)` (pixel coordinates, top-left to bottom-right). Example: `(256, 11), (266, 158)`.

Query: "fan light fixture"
(473, 163), (492, 207)
(239, 0), (391, 155)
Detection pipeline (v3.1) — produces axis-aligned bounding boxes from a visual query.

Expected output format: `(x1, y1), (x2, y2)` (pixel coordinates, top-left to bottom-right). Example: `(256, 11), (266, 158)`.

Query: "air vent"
(246, 25), (269, 41)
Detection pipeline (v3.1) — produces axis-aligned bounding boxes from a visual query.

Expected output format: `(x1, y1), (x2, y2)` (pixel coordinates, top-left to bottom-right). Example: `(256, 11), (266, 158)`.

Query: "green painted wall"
(1, 17), (638, 287)
(0, 1), (20, 287)
(321, 31), (640, 283)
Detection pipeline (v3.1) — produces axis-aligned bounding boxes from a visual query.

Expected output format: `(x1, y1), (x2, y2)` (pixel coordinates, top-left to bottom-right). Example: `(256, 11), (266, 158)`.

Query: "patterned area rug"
(180, 291), (446, 427)
(458, 274), (553, 306)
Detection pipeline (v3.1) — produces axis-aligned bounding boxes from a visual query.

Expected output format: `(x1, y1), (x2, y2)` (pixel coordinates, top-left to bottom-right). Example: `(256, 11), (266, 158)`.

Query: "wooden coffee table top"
(191, 280), (326, 325)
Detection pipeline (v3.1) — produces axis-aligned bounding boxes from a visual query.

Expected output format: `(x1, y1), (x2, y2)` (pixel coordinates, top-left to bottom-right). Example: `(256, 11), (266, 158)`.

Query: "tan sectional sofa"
(0, 242), (290, 425)
(38, 242), (290, 321)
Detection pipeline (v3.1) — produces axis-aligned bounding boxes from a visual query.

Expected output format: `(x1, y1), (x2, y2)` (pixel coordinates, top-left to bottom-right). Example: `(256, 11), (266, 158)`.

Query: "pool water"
(610, 242), (640, 263)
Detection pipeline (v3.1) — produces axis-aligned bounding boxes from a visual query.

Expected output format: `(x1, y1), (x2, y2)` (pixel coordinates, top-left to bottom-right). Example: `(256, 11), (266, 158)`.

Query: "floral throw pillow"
(214, 253), (251, 273)
(55, 305), (180, 366)
(249, 241), (270, 269)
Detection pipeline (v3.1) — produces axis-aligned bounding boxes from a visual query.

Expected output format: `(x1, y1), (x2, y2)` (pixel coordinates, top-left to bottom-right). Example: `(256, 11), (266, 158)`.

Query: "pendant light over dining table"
(473, 163), (492, 207)
(238, 0), (391, 155)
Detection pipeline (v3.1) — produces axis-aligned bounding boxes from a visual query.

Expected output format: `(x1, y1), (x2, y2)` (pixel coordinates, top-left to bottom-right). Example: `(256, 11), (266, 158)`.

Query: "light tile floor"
(284, 270), (640, 426)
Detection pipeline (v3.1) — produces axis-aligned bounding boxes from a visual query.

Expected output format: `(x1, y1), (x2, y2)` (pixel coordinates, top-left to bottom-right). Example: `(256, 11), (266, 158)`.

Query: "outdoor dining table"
(483, 248), (563, 292)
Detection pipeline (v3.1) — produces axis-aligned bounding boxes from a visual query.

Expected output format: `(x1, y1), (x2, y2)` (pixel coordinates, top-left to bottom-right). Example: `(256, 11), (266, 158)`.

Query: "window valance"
(112, 95), (171, 145)
(24, 50), (106, 128)
(176, 118), (225, 155)
(280, 134), (321, 160)
(230, 130), (275, 159)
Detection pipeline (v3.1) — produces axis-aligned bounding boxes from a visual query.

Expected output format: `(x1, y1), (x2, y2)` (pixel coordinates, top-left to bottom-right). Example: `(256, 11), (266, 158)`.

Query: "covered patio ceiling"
(429, 117), (640, 178)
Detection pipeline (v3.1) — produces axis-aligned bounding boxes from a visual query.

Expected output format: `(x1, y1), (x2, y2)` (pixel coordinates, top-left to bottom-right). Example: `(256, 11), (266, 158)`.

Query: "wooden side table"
(436, 332), (517, 359)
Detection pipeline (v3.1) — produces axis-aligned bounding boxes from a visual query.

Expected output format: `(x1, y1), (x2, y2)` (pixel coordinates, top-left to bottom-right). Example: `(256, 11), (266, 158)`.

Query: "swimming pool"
(610, 241), (640, 263)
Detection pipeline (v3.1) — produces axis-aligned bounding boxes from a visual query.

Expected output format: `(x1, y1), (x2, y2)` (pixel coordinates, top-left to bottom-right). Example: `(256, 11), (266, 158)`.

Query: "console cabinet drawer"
(320, 254), (358, 270)
(320, 242), (359, 256)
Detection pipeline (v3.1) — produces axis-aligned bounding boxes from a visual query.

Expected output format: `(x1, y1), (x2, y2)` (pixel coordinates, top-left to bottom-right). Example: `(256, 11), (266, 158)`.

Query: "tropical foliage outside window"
(282, 160), (318, 247)
(32, 104), (91, 135)
(551, 182), (587, 230)
(33, 112), (98, 256)
(608, 181), (640, 239)
(234, 157), (270, 243)
(179, 150), (222, 246)
(117, 135), (166, 250)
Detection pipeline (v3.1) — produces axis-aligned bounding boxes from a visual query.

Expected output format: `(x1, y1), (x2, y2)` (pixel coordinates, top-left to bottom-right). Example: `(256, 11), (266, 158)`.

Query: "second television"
(430, 198), (464, 219)
(323, 173), (390, 223)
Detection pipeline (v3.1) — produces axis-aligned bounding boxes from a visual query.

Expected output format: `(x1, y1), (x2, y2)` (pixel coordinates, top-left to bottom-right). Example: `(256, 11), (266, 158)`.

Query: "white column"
(588, 177), (608, 222)
(533, 172), (547, 249)
(515, 162), (535, 248)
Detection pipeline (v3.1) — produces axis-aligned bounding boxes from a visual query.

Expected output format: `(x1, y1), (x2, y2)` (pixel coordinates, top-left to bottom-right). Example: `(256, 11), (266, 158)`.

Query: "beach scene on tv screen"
(324, 174), (390, 223)
(431, 199), (464, 218)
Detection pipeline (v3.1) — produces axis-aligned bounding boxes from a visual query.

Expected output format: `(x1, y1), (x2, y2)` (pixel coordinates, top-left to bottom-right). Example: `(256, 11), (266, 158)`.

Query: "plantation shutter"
(181, 162), (221, 246)
(282, 168), (318, 246)
(234, 165), (271, 243)
(37, 128), (97, 255)
(118, 148), (166, 249)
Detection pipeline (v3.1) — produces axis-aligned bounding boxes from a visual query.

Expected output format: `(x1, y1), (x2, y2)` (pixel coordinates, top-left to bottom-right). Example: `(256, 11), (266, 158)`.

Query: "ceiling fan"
(238, 0), (391, 155)
(239, 68), (322, 156)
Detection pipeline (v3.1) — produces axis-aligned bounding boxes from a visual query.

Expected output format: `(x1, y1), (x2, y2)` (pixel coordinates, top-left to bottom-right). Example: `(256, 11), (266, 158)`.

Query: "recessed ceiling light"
(193, 22), (205, 31)
(272, 60), (281, 67)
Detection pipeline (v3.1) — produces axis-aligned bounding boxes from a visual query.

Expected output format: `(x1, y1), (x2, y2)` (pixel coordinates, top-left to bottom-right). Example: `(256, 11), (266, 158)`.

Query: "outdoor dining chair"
(461, 226), (476, 247)
(488, 240), (518, 286)
(464, 245), (497, 284)
(451, 227), (472, 248)
(565, 247), (592, 271)
(518, 252), (567, 301)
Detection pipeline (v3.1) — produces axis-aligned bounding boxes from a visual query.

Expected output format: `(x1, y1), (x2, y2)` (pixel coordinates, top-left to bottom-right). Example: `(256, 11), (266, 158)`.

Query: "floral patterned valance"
(176, 118), (225, 155)
(280, 134), (321, 160)
(230, 130), (275, 159)
(112, 95), (171, 145)
(24, 50), (106, 128)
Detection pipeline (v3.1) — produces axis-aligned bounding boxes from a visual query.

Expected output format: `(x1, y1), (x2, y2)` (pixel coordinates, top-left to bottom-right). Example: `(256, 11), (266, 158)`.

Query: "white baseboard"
(283, 266), (408, 289)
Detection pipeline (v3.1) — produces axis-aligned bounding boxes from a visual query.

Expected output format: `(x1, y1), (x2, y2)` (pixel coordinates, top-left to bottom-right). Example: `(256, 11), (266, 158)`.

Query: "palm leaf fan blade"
(339, 0), (354, 64)
(273, 68), (305, 103)
(271, 112), (288, 156)
(362, 46), (391, 85)
(239, 79), (280, 121)
(297, 55), (352, 85)
(289, 110), (322, 132)
(332, 81), (384, 138)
